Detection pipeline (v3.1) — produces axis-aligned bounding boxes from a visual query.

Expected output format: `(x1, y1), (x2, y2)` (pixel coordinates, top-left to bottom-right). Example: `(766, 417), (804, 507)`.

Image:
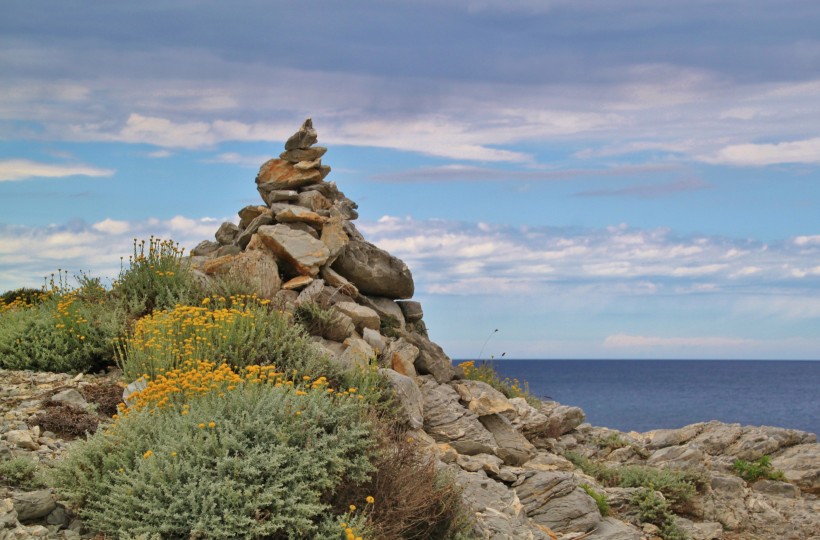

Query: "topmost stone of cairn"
(284, 118), (318, 150)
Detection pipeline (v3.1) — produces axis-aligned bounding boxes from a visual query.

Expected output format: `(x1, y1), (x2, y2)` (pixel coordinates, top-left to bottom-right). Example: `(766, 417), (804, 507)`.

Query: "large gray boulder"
(332, 240), (414, 299)
(379, 368), (423, 429)
(418, 376), (497, 455)
(257, 224), (329, 277)
(513, 471), (602, 534)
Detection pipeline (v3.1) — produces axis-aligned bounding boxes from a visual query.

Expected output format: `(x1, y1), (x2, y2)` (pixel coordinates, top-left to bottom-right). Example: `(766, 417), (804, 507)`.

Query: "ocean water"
(481, 360), (820, 436)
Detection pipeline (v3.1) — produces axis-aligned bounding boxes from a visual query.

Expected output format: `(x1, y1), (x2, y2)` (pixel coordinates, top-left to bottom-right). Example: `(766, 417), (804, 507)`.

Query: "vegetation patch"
(731, 455), (785, 483)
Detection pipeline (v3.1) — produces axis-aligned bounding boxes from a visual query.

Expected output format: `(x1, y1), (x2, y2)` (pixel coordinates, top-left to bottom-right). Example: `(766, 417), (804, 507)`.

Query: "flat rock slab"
(257, 159), (323, 191)
(332, 240), (414, 299)
(257, 224), (329, 277)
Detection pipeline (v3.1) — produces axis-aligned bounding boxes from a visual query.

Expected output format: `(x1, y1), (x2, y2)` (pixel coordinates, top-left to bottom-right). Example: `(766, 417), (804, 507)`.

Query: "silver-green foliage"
(53, 383), (375, 539)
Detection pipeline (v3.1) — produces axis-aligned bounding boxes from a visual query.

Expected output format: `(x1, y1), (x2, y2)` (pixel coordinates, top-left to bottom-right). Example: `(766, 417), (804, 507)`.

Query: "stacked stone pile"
(181, 119), (820, 540)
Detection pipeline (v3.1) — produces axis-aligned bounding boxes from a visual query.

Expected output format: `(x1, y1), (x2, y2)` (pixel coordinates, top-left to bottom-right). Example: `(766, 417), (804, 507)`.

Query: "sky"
(1, 0), (819, 360)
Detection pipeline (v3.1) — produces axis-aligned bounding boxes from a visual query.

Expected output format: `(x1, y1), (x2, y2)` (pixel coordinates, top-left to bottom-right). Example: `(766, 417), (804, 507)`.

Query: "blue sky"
(1, 0), (819, 359)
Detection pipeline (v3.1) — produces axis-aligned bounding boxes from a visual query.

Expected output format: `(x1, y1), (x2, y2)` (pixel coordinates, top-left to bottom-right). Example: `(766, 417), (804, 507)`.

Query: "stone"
(586, 517), (642, 539)
(281, 276), (313, 291)
(263, 190), (299, 203)
(49, 388), (87, 409)
(418, 376), (497, 455)
(332, 302), (380, 332)
(274, 205), (327, 228)
(319, 216), (349, 261)
(539, 403), (586, 438)
(322, 310), (356, 343)
(480, 413), (536, 466)
(12, 490), (56, 521)
(256, 224), (330, 277)
(382, 338), (419, 377)
(363, 296), (406, 329)
(452, 380), (515, 417)
(362, 328), (386, 353)
(401, 331), (455, 384)
(379, 369), (423, 429)
(296, 190), (332, 212)
(320, 266), (359, 297)
(293, 158), (322, 170)
(337, 337), (375, 369)
(3, 430), (38, 451)
(214, 222), (241, 245)
(513, 471), (601, 534)
(257, 159), (323, 192)
(284, 118), (318, 150)
(191, 240), (220, 257)
(236, 212), (274, 249)
(397, 300), (423, 323)
(237, 205), (269, 228)
(280, 146), (327, 163)
(772, 443), (820, 494)
(229, 249), (281, 300)
(332, 240), (414, 298)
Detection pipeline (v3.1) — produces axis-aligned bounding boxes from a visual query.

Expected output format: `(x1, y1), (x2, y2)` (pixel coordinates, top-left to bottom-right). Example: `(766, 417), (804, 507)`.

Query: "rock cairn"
(183, 119), (820, 540)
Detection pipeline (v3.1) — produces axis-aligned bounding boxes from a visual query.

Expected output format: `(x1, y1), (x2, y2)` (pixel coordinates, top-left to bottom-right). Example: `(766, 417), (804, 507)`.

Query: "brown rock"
(257, 159), (323, 192)
(257, 224), (330, 277)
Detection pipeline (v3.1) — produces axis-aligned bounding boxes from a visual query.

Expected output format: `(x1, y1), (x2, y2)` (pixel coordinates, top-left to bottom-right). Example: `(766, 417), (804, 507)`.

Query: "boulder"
(236, 212), (274, 249)
(257, 159), (323, 192)
(332, 302), (380, 332)
(418, 376), (497, 455)
(401, 331), (455, 384)
(284, 118), (318, 150)
(480, 413), (537, 466)
(513, 471), (601, 534)
(12, 490), (56, 521)
(452, 380), (515, 417)
(280, 146), (327, 163)
(379, 369), (423, 429)
(397, 300), (423, 323)
(382, 338), (419, 377)
(257, 224), (329, 277)
(214, 222), (241, 245)
(274, 205), (327, 228)
(332, 240), (414, 298)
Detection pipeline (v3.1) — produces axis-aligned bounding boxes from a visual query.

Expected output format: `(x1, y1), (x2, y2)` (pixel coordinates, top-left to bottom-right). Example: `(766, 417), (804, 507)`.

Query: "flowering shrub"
(116, 295), (316, 380)
(0, 279), (122, 373)
(113, 237), (199, 317)
(54, 370), (376, 539)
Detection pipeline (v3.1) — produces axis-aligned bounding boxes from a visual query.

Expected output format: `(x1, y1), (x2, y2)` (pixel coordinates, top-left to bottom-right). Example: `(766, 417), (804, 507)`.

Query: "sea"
(475, 360), (820, 436)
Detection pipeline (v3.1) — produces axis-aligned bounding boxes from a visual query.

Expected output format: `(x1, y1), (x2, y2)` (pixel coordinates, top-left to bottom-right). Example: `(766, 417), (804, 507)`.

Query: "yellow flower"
(366, 495), (375, 504)
(143, 450), (153, 459)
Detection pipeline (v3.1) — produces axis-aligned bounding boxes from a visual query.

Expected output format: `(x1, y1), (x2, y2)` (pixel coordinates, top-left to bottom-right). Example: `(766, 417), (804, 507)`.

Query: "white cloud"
(706, 137), (820, 166)
(0, 159), (114, 182)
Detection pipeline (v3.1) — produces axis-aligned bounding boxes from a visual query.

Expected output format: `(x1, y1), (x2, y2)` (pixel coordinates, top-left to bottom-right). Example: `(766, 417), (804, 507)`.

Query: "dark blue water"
(480, 360), (820, 436)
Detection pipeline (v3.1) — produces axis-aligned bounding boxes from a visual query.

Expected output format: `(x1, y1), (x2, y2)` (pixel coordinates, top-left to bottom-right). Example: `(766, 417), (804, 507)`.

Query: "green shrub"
(0, 457), (46, 488)
(113, 237), (199, 317)
(0, 284), (124, 373)
(630, 488), (689, 540)
(116, 296), (317, 381)
(581, 484), (610, 517)
(457, 360), (538, 405)
(53, 380), (376, 539)
(565, 452), (704, 510)
(731, 455), (785, 483)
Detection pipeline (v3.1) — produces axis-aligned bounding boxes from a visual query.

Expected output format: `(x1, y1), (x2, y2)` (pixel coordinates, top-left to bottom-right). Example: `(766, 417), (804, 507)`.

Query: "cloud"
(0, 159), (114, 182)
(603, 334), (752, 348)
(705, 137), (820, 166)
